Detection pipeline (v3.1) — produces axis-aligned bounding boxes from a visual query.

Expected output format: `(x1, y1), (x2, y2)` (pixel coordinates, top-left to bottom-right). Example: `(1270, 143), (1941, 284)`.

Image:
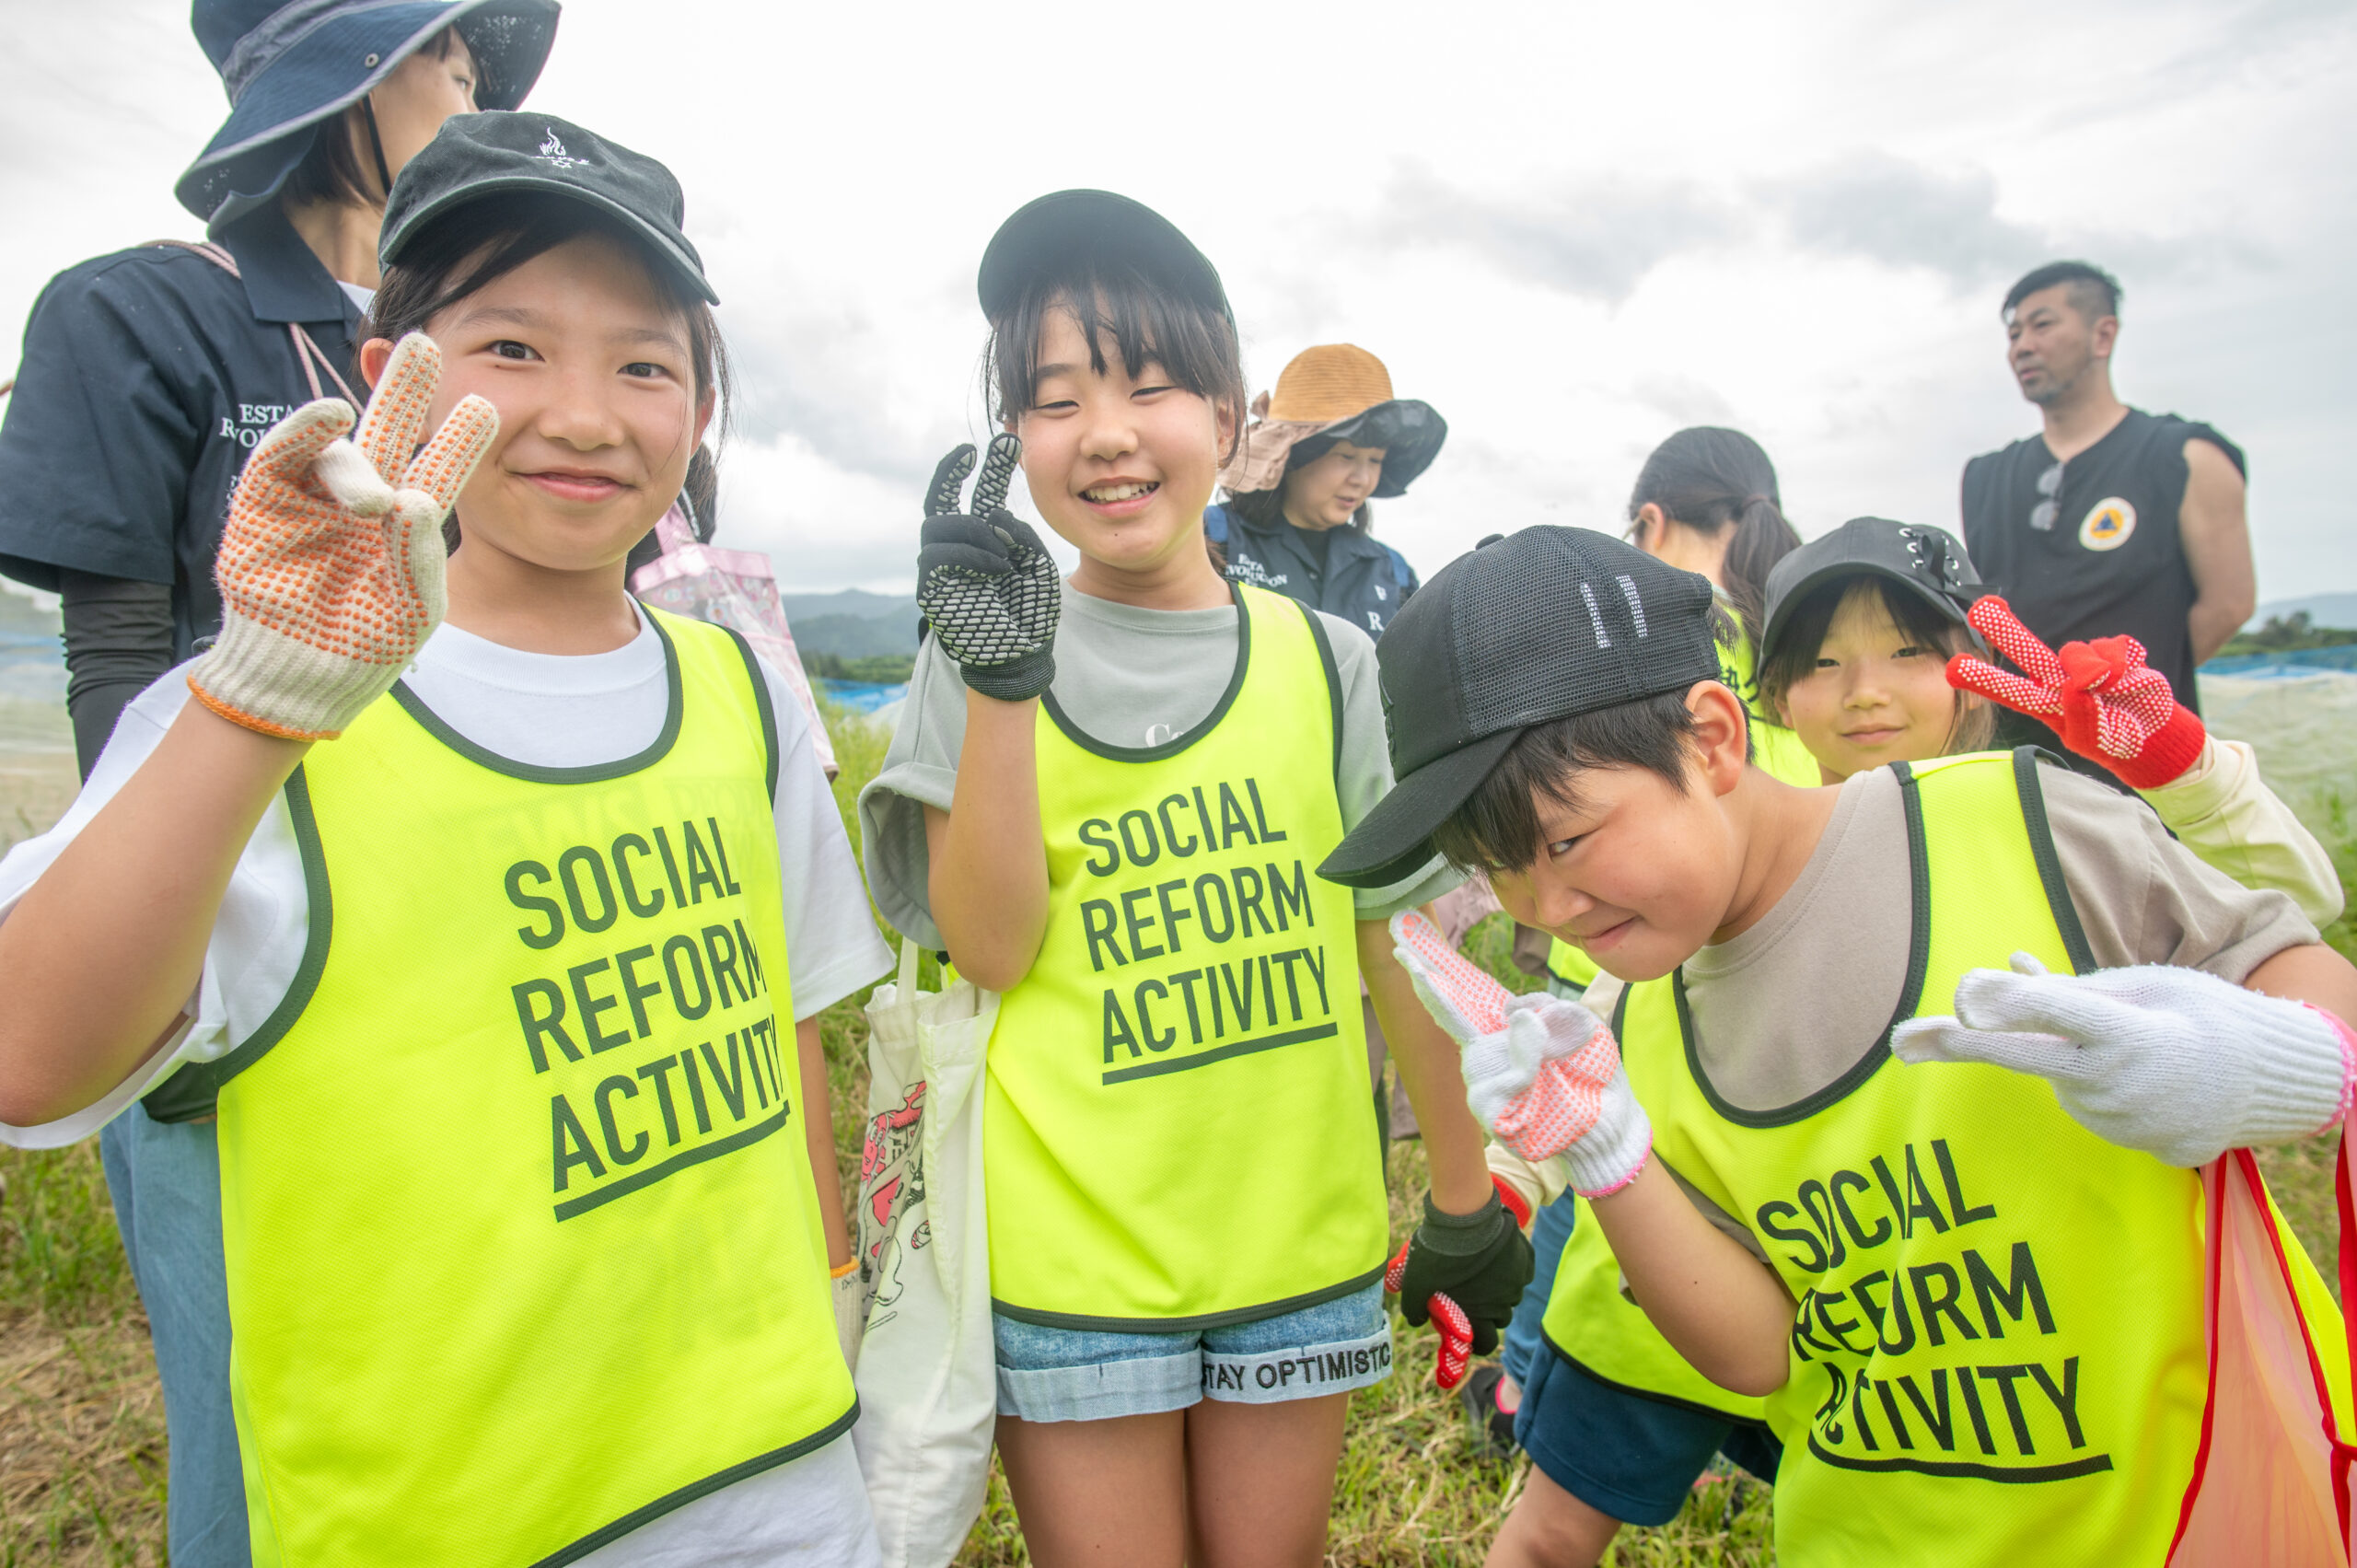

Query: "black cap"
(1320, 528), (1723, 889)
(380, 112), (716, 305)
(977, 190), (1229, 322)
(1759, 518), (1983, 670)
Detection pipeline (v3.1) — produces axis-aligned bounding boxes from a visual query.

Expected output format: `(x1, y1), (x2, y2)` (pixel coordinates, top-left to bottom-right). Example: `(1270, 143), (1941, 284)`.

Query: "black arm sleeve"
(58, 570), (175, 779)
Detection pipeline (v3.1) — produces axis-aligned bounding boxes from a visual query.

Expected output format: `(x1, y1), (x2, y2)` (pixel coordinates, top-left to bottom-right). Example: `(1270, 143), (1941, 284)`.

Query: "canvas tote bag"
(852, 939), (999, 1568)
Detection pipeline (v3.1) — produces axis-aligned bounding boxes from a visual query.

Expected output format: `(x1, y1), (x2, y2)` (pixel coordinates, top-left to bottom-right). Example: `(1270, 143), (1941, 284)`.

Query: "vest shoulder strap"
(647, 602), (780, 801)
(143, 766), (333, 1121)
(1289, 597), (1344, 785)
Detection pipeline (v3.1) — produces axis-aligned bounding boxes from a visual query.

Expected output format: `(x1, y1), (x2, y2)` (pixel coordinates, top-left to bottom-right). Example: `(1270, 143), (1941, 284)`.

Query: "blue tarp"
(2200, 646), (2357, 679)
(815, 679), (910, 714)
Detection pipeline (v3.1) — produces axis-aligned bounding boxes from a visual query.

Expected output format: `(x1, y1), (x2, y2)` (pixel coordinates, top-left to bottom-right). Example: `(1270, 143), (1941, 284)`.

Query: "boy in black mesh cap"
(1325, 525), (2357, 1567)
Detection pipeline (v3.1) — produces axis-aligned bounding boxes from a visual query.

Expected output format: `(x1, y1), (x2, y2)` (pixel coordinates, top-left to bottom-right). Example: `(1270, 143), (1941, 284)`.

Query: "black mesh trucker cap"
(1759, 517), (1983, 670)
(380, 112), (716, 304)
(1320, 527), (1723, 889)
(977, 190), (1230, 322)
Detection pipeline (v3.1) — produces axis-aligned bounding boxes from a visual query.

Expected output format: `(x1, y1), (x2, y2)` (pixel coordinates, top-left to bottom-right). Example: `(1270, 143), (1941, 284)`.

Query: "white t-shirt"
(0, 612), (888, 1565)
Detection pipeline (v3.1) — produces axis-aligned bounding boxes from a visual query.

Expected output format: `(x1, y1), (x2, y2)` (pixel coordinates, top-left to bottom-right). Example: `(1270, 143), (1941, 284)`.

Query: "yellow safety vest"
(209, 608), (854, 1567)
(1630, 749), (2270, 1563)
(1538, 619), (1822, 1423)
(985, 584), (1389, 1328)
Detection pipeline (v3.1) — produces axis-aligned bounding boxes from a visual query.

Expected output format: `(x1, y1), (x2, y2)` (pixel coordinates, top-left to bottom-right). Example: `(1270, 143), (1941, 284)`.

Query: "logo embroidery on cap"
(2078, 499), (2136, 552)
(535, 130), (587, 169)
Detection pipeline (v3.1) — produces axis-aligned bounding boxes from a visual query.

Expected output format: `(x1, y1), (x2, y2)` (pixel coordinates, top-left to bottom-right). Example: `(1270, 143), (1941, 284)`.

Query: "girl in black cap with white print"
(1753, 517), (2340, 922)
(860, 192), (1527, 1565)
(0, 6), (552, 1561)
(0, 113), (888, 1566)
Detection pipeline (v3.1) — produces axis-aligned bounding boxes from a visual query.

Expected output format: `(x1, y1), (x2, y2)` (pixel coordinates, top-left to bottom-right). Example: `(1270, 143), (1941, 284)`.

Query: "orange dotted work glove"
(188, 332), (497, 740)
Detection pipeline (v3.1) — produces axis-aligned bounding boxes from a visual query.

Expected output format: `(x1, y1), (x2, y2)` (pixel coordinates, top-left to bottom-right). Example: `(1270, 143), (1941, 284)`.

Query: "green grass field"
(0, 703), (2348, 1563)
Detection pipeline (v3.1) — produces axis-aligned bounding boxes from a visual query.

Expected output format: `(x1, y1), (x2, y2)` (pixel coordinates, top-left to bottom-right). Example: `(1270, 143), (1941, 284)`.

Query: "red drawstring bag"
(631, 504), (837, 778)
(2165, 1125), (2357, 1564)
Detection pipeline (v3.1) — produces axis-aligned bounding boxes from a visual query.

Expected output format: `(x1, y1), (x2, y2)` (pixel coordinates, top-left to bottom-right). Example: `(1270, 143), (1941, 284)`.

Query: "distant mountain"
(776, 589), (916, 626)
(777, 589), (918, 657)
(791, 611), (918, 660)
(2251, 594), (2357, 633)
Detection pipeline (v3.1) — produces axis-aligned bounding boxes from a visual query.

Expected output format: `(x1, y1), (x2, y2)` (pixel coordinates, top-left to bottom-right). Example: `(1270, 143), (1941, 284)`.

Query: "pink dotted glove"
(1391, 911), (1653, 1196)
(188, 333), (497, 740)
(1945, 595), (2205, 789)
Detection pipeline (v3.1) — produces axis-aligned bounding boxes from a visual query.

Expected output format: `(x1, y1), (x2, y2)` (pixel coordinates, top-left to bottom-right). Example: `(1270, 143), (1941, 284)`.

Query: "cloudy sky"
(4, 0), (2351, 602)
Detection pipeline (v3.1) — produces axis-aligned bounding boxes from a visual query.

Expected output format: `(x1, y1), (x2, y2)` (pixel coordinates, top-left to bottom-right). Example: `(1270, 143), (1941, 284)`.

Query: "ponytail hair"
(1628, 426), (1799, 653)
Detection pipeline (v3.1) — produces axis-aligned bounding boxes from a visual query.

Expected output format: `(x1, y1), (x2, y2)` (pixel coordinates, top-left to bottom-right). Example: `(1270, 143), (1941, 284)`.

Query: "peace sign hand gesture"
(189, 332), (497, 740)
(915, 435), (1061, 703)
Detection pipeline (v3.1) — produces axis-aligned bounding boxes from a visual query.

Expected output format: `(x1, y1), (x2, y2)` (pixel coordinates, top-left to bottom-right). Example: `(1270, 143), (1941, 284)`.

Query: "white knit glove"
(1391, 911), (1652, 1197)
(188, 333), (496, 739)
(1892, 954), (2356, 1167)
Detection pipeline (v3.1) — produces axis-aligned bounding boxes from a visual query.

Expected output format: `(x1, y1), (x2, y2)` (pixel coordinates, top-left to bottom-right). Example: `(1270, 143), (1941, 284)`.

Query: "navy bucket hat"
(177, 0), (561, 230)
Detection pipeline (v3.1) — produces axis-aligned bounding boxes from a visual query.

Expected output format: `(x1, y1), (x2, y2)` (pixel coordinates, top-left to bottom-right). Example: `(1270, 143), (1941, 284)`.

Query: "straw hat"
(1218, 343), (1446, 499)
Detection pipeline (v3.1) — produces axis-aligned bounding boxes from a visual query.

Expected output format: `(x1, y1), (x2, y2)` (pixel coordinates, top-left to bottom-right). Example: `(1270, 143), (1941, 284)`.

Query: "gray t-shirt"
(858, 582), (1460, 948)
(1597, 759), (2317, 1257)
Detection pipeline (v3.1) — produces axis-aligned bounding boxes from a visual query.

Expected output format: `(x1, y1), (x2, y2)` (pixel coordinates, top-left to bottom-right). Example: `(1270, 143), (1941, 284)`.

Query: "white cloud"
(4, 0), (2351, 602)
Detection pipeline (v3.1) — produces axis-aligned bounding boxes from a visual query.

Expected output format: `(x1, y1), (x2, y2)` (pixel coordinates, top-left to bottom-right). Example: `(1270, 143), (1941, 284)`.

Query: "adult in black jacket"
(1205, 343), (1446, 641)
(0, 6), (554, 1562)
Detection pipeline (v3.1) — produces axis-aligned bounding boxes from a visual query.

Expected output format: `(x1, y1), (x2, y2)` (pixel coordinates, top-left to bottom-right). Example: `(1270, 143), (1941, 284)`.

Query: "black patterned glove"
(1391, 1190), (1534, 1355)
(916, 435), (1061, 703)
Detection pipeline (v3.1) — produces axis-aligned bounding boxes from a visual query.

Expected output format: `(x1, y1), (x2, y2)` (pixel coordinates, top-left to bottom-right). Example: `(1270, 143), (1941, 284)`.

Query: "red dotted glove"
(1945, 596), (2206, 789)
(1386, 1176), (1533, 1390)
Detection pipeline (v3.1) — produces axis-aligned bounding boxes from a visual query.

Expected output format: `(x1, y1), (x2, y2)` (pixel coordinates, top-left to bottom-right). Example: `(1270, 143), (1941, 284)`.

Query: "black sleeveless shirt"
(1962, 408), (2243, 728)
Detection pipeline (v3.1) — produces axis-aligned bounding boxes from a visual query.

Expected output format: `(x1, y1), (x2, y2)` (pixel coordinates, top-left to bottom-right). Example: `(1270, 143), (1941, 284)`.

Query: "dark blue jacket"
(1204, 504), (1420, 640)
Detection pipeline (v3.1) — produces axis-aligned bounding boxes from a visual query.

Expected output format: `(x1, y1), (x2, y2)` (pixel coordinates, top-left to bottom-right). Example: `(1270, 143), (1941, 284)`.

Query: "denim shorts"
(993, 1283), (1391, 1423)
(1515, 1342), (1782, 1527)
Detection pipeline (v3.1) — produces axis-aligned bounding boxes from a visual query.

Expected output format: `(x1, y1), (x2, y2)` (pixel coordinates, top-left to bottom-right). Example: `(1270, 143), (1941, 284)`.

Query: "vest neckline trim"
(1040, 581), (1253, 763)
(385, 604), (687, 784)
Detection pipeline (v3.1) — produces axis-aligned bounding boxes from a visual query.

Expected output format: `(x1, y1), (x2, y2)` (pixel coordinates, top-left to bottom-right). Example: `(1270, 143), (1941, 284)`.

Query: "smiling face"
(366, 230), (710, 580)
(1470, 681), (1754, 982)
(1775, 581), (1968, 782)
(1013, 301), (1236, 594)
(1282, 440), (1385, 529)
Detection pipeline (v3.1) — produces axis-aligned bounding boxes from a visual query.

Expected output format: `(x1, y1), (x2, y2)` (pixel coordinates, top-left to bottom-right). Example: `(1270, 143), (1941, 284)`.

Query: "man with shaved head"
(1960, 261), (2255, 774)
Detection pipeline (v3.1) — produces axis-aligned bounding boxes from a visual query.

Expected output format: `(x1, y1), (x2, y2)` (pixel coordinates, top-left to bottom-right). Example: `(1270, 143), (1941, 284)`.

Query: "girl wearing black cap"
(1754, 516), (2340, 922)
(0, 6), (552, 1561)
(859, 192), (1522, 1565)
(0, 114), (887, 1566)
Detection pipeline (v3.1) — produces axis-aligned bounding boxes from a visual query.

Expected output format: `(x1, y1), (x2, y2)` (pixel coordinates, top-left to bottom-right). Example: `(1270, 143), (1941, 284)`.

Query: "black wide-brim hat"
(1282, 401), (1447, 498)
(178, 0), (561, 230)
